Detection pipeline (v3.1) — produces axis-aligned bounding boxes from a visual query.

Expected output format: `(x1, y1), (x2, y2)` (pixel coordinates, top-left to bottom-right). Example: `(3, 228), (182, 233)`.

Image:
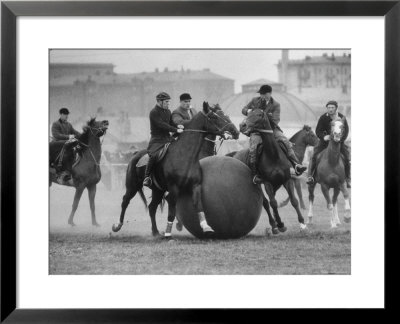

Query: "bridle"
(183, 109), (234, 136)
(76, 124), (108, 166)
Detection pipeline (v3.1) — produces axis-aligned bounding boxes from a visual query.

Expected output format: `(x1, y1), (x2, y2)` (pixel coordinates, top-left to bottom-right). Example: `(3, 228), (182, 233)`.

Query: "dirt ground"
(49, 181), (351, 275)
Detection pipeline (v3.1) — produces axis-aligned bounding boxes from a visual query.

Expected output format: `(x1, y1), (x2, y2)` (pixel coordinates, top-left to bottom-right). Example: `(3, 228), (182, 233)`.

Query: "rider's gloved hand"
(223, 132), (233, 140)
(247, 109), (253, 114)
(324, 135), (330, 141)
(177, 125), (184, 129)
(69, 135), (75, 139)
(177, 128), (184, 134)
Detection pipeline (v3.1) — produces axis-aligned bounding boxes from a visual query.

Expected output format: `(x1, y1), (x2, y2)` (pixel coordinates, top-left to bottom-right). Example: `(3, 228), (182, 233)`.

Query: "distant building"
(277, 52), (351, 116)
(49, 63), (235, 123)
(220, 78), (317, 139)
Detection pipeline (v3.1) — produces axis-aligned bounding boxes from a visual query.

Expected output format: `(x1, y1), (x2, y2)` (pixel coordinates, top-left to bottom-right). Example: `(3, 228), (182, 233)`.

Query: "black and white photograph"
(49, 49), (352, 275)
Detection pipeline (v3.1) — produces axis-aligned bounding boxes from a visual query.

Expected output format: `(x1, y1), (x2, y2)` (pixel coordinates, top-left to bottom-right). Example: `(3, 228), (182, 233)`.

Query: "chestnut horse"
(49, 118), (109, 226)
(307, 118), (351, 227)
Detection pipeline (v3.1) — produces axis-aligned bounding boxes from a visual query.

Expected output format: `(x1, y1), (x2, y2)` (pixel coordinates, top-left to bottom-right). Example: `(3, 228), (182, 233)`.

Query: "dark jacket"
(147, 105), (178, 155)
(171, 106), (197, 126)
(315, 112), (349, 143)
(242, 96), (281, 128)
(51, 119), (81, 141)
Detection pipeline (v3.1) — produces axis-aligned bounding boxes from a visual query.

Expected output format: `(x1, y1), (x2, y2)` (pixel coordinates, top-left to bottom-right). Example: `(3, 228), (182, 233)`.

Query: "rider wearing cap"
(242, 84), (307, 184)
(51, 107), (81, 183)
(143, 92), (184, 187)
(306, 100), (351, 188)
(171, 93), (197, 126)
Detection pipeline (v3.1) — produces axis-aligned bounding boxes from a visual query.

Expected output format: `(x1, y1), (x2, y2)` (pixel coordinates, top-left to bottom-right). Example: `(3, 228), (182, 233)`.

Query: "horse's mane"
(289, 125), (311, 143)
(78, 117), (97, 146)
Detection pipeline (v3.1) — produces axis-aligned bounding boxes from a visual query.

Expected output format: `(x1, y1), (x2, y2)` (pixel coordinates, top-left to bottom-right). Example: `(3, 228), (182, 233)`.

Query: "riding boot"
(287, 149), (307, 176)
(249, 145), (262, 185)
(143, 154), (157, 187)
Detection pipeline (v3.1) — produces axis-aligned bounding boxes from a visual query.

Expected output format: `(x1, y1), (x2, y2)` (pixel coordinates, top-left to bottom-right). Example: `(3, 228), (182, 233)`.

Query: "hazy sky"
(51, 49), (350, 92)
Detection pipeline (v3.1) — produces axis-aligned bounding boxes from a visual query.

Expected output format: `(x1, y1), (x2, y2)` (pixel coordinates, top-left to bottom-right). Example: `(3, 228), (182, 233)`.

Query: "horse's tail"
(159, 193), (168, 212)
(138, 187), (148, 210)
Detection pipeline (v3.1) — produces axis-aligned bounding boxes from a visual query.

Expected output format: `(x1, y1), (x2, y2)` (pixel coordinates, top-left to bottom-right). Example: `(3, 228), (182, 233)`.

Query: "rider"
(143, 92), (184, 187)
(242, 84), (307, 184)
(306, 100), (351, 188)
(51, 107), (81, 183)
(171, 93), (197, 126)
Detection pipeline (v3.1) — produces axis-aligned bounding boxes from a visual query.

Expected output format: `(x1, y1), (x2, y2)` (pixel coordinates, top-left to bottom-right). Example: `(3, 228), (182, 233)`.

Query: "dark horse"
(112, 102), (239, 237)
(232, 108), (307, 234)
(49, 118), (109, 226)
(279, 125), (319, 209)
(307, 118), (351, 227)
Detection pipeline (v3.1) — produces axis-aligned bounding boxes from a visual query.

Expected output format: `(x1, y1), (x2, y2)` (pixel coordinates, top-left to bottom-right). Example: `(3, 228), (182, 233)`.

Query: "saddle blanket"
(136, 143), (171, 168)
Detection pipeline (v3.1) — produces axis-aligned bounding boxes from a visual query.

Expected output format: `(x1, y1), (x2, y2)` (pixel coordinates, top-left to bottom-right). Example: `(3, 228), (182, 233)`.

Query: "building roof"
(220, 91), (318, 129)
(278, 54), (351, 67)
(50, 68), (233, 86)
(243, 78), (282, 86)
(50, 63), (115, 69)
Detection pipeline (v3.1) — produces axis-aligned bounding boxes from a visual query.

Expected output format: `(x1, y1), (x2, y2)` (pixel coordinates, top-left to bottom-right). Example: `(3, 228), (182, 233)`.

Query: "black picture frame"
(1, 1), (399, 322)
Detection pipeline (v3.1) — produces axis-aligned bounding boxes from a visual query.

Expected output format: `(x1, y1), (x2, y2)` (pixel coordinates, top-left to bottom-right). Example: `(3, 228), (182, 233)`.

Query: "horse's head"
(84, 117), (109, 138)
(302, 125), (319, 146)
(330, 119), (344, 142)
(240, 108), (270, 136)
(202, 102), (239, 139)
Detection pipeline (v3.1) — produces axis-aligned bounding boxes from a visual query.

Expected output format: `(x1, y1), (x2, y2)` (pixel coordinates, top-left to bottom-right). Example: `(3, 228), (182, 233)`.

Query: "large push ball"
(176, 156), (263, 239)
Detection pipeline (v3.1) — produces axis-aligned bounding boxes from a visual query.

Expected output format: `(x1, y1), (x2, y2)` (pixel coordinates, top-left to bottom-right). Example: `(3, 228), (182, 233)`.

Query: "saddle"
(136, 143), (171, 168)
(49, 139), (80, 170)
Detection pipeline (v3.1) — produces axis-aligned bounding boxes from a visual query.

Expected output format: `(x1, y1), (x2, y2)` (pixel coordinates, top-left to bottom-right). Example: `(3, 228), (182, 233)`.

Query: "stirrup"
(252, 175), (263, 185)
(143, 177), (152, 187)
(295, 164), (307, 175)
(306, 176), (314, 185)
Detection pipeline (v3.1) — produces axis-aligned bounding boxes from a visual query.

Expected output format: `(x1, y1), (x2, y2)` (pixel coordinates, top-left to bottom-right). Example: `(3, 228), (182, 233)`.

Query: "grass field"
(49, 182), (351, 275)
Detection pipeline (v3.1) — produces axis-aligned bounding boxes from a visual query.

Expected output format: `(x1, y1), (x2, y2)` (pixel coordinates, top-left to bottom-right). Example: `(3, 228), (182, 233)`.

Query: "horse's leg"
(68, 186), (85, 226)
(87, 184), (99, 226)
(112, 185), (138, 232)
(262, 193), (279, 235)
(148, 189), (165, 237)
(192, 184), (214, 234)
(320, 183), (335, 228)
(295, 178), (306, 210)
(263, 182), (285, 233)
(284, 179), (307, 230)
(166, 193), (182, 231)
(332, 186), (341, 226)
(307, 182), (316, 224)
(340, 183), (351, 223)
(164, 192), (177, 238)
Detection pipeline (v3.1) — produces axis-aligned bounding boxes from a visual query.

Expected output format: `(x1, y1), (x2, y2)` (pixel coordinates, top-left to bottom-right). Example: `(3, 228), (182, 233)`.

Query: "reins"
(76, 125), (107, 166)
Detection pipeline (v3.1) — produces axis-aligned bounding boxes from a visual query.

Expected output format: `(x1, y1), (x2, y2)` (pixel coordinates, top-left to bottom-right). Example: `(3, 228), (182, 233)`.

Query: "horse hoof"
(300, 204), (306, 210)
(299, 223), (307, 231)
(278, 226), (287, 233)
(152, 231), (161, 237)
(92, 222), (100, 227)
(68, 221), (76, 227)
(112, 223), (122, 232)
(272, 227), (280, 235)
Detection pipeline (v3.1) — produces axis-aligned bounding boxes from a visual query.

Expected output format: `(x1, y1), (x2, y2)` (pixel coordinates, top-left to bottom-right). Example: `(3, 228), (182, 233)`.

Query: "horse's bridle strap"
(255, 129), (274, 133)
